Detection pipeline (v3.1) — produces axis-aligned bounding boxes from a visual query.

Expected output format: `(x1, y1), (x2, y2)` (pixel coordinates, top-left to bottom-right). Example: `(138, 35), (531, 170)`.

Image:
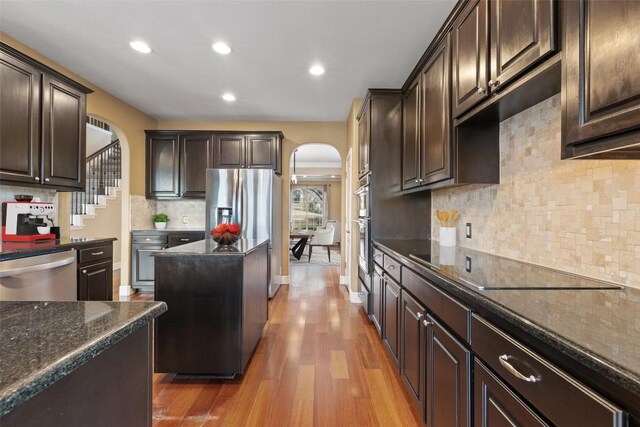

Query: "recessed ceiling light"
(303, 175), (307, 178)
(331, 175), (336, 178)
(129, 40), (152, 54)
(222, 93), (236, 102)
(212, 42), (232, 55)
(309, 64), (325, 76)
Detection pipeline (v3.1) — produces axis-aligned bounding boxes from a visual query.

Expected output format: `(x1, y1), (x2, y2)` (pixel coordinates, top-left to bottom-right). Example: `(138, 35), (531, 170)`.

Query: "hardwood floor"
(125, 265), (422, 426)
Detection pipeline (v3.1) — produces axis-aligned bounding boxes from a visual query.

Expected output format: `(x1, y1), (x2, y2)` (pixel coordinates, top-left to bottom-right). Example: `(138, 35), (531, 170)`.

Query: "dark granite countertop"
(0, 301), (166, 416)
(152, 238), (269, 257)
(0, 237), (117, 261)
(374, 239), (640, 397)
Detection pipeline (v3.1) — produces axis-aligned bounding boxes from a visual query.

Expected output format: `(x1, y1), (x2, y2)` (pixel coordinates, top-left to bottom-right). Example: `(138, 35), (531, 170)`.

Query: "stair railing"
(70, 139), (121, 224)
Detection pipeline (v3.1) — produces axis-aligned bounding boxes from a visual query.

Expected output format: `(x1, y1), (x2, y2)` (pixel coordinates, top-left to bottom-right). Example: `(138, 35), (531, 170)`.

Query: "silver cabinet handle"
(417, 312), (424, 319)
(180, 238), (190, 241)
(387, 265), (395, 270)
(415, 179), (419, 183)
(44, 178), (50, 182)
(498, 355), (541, 383)
(82, 269), (87, 274)
(489, 79), (500, 87)
(34, 177), (40, 181)
(478, 87), (486, 94)
(91, 251), (104, 256)
(423, 319), (433, 327)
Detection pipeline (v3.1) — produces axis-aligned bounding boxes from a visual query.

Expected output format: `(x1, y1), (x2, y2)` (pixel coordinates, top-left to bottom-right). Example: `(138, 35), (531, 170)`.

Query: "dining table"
(289, 231), (313, 260)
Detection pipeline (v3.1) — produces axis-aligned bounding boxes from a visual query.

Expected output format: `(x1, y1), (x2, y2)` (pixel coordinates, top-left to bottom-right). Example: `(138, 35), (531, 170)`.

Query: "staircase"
(70, 139), (122, 229)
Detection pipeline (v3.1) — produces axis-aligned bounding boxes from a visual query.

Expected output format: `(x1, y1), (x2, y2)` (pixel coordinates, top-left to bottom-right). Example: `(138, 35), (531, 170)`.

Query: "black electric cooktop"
(408, 245), (623, 291)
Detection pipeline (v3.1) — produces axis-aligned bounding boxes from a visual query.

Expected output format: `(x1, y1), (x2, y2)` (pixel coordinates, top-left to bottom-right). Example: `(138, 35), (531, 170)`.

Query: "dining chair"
(308, 224), (335, 262)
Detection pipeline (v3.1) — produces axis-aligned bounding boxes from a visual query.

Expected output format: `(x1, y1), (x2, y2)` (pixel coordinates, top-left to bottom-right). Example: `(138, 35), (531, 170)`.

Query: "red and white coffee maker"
(1, 201), (56, 242)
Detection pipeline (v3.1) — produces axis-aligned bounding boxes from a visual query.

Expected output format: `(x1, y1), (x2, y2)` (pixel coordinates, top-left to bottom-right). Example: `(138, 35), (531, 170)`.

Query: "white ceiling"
(0, 0), (455, 122)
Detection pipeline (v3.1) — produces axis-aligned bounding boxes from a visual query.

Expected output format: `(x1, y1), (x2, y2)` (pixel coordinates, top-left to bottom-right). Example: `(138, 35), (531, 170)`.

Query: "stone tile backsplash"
(432, 94), (640, 288)
(129, 195), (205, 230)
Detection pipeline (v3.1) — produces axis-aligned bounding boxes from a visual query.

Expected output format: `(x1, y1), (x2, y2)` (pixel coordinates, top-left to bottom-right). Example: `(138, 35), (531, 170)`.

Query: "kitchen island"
(153, 238), (269, 376)
(0, 301), (166, 426)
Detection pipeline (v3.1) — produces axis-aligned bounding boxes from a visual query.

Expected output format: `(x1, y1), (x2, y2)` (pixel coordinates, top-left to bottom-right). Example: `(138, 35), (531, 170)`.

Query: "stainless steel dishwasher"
(0, 250), (77, 300)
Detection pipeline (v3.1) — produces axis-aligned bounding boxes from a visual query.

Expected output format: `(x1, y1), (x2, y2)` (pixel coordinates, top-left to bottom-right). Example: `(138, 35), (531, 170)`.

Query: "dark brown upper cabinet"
(42, 74), (86, 189)
(452, 0), (557, 119)
(213, 134), (245, 168)
(357, 102), (371, 178)
(420, 34), (451, 186)
(0, 43), (92, 191)
(402, 78), (421, 190)
(489, 0), (556, 93)
(213, 133), (282, 173)
(562, 0), (640, 159)
(180, 134), (213, 198)
(146, 133), (180, 199)
(452, 0), (489, 118)
(403, 35), (452, 191)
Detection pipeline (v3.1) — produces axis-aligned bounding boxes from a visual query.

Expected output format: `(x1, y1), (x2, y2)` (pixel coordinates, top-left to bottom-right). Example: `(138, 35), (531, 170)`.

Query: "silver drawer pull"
(180, 238), (190, 241)
(499, 355), (541, 383)
(387, 265), (396, 270)
(422, 319), (433, 327)
(91, 251), (104, 256)
(417, 312), (424, 319)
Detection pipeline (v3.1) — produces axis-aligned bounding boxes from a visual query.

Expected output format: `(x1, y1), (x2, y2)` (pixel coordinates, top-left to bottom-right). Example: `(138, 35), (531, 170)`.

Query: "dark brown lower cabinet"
(78, 260), (112, 301)
(474, 359), (548, 426)
(425, 314), (471, 427)
(382, 275), (400, 364)
(400, 290), (426, 421)
(371, 265), (384, 335)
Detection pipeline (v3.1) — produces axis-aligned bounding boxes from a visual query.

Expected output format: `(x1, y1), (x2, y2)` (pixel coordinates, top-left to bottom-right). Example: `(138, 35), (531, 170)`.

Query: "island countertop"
(151, 238), (269, 257)
(0, 301), (167, 416)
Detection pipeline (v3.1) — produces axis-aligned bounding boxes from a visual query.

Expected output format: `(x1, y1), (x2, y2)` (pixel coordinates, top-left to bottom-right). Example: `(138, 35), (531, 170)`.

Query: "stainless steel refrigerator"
(206, 168), (282, 297)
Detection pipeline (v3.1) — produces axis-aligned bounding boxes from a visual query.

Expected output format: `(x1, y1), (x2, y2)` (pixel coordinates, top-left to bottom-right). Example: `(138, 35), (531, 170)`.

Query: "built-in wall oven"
(354, 174), (371, 275)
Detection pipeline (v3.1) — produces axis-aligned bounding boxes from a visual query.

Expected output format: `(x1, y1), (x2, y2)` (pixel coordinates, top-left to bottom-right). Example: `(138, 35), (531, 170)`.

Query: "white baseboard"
(339, 275), (349, 285)
(113, 262), (121, 271)
(274, 275), (290, 285)
(349, 291), (365, 304)
(119, 285), (135, 296)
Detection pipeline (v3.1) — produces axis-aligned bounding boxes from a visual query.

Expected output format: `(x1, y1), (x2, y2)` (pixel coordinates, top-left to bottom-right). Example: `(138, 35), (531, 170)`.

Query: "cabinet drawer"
(372, 247), (384, 268)
(78, 245), (112, 265)
(132, 235), (167, 245)
(471, 314), (626, 426)
(168, 234), (203, 247)
(402, 267), (470, 342)
(383, 254), (401, 283)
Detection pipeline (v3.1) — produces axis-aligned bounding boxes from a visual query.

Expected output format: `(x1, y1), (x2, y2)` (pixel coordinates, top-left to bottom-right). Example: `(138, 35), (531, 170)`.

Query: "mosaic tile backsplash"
(431, 94), (640, 288)
(129, 195), (205, 230)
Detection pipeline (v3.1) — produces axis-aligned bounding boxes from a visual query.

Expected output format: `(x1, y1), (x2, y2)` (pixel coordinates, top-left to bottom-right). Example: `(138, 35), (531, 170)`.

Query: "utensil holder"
(439, 227), (456, 246)
(439, 245), (456, 265)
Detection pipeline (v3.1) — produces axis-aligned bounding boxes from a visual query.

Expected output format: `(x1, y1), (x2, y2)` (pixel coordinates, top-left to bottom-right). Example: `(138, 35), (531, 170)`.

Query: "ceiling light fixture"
(129, 40), (152, 54)
(309, 64), (325, 76)
(212, 42), (232, 55)
(222, 93), (236, 102)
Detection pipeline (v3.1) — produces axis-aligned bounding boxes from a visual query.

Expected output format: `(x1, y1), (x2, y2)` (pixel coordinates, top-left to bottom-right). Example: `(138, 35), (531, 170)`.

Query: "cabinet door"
(563, 0), (640, 152)
(383, 275), (400, 364)
(213, 134), (245, 168)
(180, 134), (212, 198)
(146, 134), (180, 198)
(421, 34), (451, 186)
(78, 260), (113, 301)
(425, 315), (471, 427)
(490, 0), (555, 91)
(371, 267), (383, 335)
(0, 51), (41, 185)
(474, 359), (548, 427)
(246, 135), (277, 170)
(452, 0), (489, 118)
(400, 290), (426, 421)
(41, 74), (86, 189)
(402, 78), (421, 190)
(358, 104), (370, 177)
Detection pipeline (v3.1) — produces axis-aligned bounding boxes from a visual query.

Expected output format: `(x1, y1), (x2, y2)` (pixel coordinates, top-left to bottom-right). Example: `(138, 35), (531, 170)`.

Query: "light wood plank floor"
(121, 265), (421, 426)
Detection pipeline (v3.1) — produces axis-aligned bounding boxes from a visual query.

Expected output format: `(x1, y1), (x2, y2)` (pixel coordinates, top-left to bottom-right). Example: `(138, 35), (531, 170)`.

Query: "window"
(291, 185), (327, 231)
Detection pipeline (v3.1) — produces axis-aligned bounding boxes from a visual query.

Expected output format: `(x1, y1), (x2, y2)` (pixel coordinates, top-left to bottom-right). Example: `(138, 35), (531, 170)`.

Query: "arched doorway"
(288, 143), (343, 269)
